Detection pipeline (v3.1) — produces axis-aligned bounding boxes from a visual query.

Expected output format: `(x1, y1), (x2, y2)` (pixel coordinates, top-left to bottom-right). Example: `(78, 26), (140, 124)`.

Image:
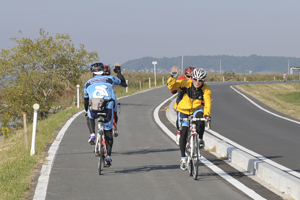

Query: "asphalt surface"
(44, 86), (271, 200)
(209, 82), (300, 173)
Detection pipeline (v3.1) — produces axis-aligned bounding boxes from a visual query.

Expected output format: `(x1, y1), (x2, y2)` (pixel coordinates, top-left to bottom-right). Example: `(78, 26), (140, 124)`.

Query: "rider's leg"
(175, 111), (180, 145)
(179, 126), (189, 157)
(102, 106), (114, 164)
(104, 129), (113, 156)
(194, 111), (205, 139)
(87, 110), (96, 144)
(193, 109), (205, 148)
(86, 116), (93, 134)
(112, 99), (118, 137)
(178, 112), (189, 157)
(89, 118), (96, 134)
(178, 112), (189, 170)
(114, 112), (118, 124)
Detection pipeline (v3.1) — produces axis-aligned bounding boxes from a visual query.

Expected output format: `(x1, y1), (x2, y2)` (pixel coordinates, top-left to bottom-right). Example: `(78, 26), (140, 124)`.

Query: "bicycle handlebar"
(181, 117), (211, 130)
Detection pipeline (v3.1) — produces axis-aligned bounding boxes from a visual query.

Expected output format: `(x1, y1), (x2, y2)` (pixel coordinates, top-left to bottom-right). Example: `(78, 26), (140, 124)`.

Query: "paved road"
(209, 82), (300, 173)
(44, 86), (279, 200)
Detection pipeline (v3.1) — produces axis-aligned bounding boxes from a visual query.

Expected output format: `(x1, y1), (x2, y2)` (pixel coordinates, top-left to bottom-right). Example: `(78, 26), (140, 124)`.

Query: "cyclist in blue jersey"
(85, 64), (119, 137)
(84, 62), (127, 166)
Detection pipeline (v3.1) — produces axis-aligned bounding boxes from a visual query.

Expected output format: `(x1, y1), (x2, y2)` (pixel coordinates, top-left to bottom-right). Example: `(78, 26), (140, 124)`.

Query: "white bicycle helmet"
(192, 68), (207, 81)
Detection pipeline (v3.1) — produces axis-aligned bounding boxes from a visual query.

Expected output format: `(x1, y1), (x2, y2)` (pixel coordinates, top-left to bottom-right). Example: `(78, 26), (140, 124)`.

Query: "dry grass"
(0, 71), (169, 200)
(2, 71), (299, 200)
(235, 83), (300, 120)
(0, 106), (83, 200)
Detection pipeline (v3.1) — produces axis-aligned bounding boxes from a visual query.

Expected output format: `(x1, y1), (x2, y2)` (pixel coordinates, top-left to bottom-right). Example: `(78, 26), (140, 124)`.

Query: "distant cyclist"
(167, 66), (212, 170)
(104, 64), (119, 136)
(85, 64), (120, 137)
(84, 62), (127, 166)
(169, 67), (195, 145)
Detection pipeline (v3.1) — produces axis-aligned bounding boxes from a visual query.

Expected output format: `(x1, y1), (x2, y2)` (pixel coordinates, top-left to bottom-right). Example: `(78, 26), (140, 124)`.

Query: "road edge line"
(154, 96), (267, 200)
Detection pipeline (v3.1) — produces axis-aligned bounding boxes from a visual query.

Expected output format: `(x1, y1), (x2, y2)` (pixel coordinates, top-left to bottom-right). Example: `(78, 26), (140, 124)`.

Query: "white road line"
(230, 85), (300, 179)
(33, 111), (84, 200)
(153, 96), (266, 200)
(231, 86), (300, 125)
(33, 85), (166, 200)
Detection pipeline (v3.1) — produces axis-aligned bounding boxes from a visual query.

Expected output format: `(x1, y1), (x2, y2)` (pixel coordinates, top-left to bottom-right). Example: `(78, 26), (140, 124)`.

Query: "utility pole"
(152, 61), (157, 86)
(220, 59), (222, 74)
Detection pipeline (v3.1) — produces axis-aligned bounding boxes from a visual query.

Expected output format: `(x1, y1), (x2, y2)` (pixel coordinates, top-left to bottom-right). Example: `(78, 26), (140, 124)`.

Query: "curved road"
(209, 82), (300, 173)
(35, 85), (289, 200)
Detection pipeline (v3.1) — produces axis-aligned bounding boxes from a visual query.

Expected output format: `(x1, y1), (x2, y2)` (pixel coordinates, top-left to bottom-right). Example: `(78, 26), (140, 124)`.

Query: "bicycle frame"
(94, 103), (121, 175)
(95, 121), (106, 156)
(180, 116), (210, 180)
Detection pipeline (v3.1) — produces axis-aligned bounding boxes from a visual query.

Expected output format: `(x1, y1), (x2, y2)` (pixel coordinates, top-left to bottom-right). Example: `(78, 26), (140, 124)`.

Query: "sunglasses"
(193, 78), (204, 82)
(186, 75), (192, 78)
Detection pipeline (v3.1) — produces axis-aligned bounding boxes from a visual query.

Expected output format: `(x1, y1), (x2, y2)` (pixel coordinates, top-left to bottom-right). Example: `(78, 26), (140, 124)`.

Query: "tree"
(0, 29), (99, 129)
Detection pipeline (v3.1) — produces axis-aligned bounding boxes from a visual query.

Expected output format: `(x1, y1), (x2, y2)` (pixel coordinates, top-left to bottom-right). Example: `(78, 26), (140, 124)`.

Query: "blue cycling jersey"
(84, 75), (121, 100)
(84, 75), (121, 129)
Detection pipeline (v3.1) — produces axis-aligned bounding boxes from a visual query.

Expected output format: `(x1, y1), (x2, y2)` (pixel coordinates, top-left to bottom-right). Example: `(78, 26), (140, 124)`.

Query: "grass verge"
(0, 84), (165, 200)
(235, 82), (300, 120)
(0, 106), (83, 200)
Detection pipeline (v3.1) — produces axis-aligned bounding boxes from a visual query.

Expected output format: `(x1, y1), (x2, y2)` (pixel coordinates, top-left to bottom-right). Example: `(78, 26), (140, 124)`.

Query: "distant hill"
(121, 55), (300, 74)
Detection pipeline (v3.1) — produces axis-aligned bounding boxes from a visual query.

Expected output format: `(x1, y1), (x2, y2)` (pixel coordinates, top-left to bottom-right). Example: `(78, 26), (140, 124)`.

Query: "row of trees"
(0, 29), (99, 129)
(121, 54), (300, 74)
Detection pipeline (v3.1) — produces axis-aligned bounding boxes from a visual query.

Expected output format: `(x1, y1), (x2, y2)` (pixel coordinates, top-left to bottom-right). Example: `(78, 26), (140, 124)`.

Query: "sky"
(1, 0), (300, 65)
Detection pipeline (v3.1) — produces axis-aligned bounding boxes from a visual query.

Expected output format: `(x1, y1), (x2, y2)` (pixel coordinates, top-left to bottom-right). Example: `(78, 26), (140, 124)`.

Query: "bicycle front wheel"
(192, 136), (199, 180)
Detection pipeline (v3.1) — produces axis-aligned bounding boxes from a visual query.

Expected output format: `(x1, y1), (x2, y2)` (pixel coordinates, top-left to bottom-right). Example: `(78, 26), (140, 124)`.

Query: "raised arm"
(167, 66), (184, 91)
(113, 62), (127, 87)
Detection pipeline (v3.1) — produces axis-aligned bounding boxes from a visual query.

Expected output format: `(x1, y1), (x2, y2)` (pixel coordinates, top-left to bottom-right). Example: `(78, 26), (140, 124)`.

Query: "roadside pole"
(30, 103), (40, 156)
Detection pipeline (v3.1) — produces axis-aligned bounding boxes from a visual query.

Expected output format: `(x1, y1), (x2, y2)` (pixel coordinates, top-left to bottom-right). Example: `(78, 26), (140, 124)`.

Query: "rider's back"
(84, 75), (120, 100)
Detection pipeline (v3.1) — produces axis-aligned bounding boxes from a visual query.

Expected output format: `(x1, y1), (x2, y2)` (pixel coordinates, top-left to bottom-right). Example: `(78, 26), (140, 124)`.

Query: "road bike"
(95, 112), (107, 175)
(180, 116), (210, 180)
(95, 103), (121, 175)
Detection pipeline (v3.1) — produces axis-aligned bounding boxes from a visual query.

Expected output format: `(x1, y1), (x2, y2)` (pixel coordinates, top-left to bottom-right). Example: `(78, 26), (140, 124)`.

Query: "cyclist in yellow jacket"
(167, 66), (212, 170)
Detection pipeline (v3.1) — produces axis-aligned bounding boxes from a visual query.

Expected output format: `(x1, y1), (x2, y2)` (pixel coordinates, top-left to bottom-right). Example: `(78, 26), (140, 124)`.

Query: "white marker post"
(149, 78), (151, 88)
(76, 84), (80, 108)
(31, 103), (40, 156)
(126, 80), (128, 93)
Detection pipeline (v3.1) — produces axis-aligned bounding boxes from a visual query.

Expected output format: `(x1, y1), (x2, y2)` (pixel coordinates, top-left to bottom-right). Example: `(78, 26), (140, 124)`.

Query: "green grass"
(0, 74), (167, 200)
(1, 71), (300, 200)
(0, 106), (83, 200)
(274, 92), (300, 106)
(236, 83), (300, 120)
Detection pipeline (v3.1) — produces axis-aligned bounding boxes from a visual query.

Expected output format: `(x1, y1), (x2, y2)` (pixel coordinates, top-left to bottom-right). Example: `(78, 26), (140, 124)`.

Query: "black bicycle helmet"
(90, 62), (104, 74)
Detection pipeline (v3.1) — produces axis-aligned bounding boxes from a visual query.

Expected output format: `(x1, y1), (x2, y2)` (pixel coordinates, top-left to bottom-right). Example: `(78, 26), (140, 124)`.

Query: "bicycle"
(180, 116), (210, 180)
(95, 112), (107, 175)
(94, 103), (121, 175)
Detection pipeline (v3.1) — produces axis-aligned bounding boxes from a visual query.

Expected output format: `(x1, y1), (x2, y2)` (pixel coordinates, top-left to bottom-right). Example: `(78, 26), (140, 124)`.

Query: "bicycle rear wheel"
(192, 136), (199, 180)
(98, 134), (104, 175)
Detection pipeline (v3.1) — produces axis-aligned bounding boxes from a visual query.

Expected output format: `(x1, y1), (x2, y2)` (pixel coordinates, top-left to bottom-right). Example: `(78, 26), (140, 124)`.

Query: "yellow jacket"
(167, 77), (212, 116)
